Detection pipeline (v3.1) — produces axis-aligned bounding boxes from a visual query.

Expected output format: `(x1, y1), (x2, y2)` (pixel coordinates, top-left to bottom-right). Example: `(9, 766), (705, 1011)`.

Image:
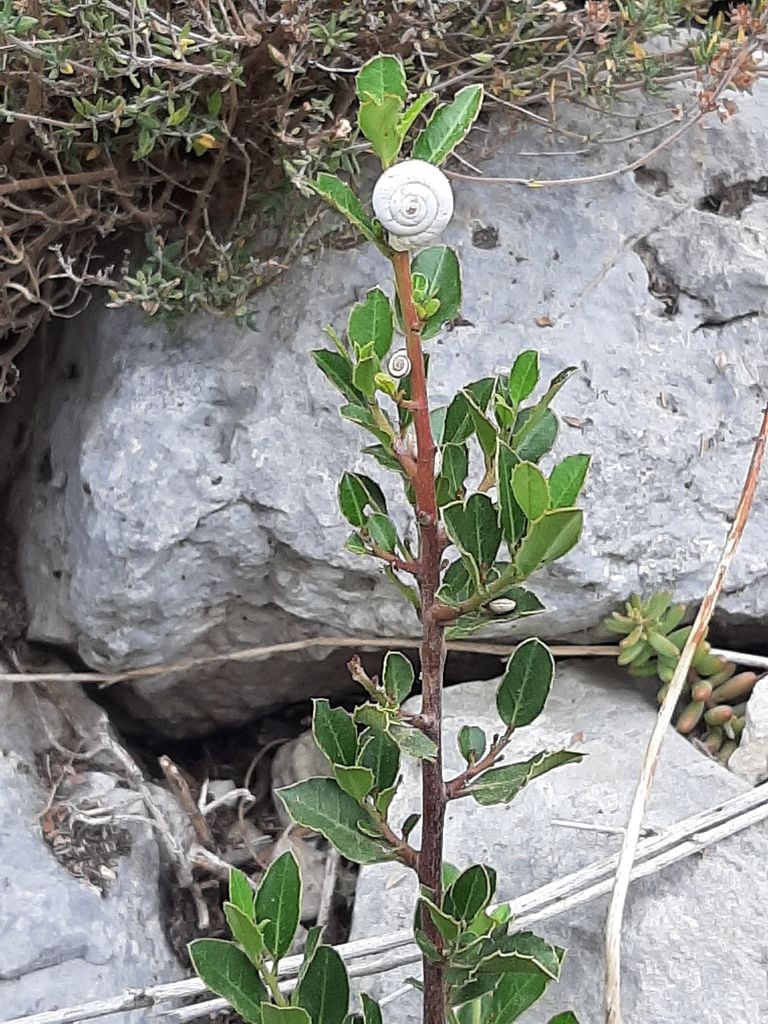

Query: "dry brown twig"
(603, 405), (768, 1024)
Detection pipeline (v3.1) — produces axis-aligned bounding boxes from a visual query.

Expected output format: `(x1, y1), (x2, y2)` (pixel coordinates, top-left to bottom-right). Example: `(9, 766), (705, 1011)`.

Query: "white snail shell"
(372, 160), (454, 252)
(387, 349), (412, 379)
(487, 599), (517, 616)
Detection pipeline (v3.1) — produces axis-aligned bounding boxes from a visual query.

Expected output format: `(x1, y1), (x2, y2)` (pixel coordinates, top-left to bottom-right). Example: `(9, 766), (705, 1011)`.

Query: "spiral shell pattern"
(372, 160), (454, 252)
(387, 349), (412, 379)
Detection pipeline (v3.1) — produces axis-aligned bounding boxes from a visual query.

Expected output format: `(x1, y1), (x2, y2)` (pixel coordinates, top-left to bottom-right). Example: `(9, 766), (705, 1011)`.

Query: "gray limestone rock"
(9, 84), (768, 735)
(349, 661), (768, 1023)
(729, 674), (768, 785)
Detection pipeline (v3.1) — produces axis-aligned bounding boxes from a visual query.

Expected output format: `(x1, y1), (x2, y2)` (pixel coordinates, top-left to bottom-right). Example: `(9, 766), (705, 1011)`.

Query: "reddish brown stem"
(445, 729), (513, 800)
(392, 250), (447, 1024)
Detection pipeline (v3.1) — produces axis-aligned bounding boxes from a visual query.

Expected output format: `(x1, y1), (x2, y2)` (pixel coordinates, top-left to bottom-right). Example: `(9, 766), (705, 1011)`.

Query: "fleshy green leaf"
(511, 462), (550, 522)
(293, 945), (350, 1024)
(507, 351), (540, 404)
(383, 651), (415, 705)
(348, 288), (394, 360)
(496, 638), (554, 728)
(224, 902), (265, 966)
(444, 865), (494, 923)
(313, 350), (364, 405)
(307, 174), (385, 250)
(261, 1007), (311, 1024)
(313, 699), (357, 767)
(277, 778), (392, 864)
(412, 84), (484, 166)
(366, 511), (398, 552)
(229, 867), (255, 921)
(255, 851), (301, 960)
(549, 455), (591, 508)
(458, 725), (487, 764)
(358, 727), (400, 790)
(410, 246), (461, 340)
(444, 494), (502, 585)
(488, 972), (549, 1023)
(334, 763), (375, 801)
(337, 472), (387, 528)
(188, 939), (266, 1024)
(514, 509), (583, 578)
(468, 750), (584, 806)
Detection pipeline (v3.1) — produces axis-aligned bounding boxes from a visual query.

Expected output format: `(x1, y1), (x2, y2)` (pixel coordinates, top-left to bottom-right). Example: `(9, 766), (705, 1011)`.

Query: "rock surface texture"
(730, 674), (768, 784)
(0, 675), (182, 1021)
(350, 661), (768, 1023)
(10, 84), (768, 735)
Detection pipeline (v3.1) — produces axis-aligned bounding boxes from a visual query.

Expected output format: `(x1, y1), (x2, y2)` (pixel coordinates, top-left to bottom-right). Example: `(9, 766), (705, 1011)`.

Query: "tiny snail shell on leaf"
(372, 159), (454, 252)
(387, 349), (412, 379)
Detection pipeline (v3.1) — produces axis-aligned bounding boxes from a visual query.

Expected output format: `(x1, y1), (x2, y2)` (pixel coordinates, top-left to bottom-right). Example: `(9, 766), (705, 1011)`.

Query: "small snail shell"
(387, 349), (412, 379)
(487, 598), (517, 616)
(372, 160), (454, 252)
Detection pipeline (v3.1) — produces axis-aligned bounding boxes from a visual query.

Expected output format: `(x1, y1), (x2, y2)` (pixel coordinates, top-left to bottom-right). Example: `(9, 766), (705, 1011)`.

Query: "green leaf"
(353, 347), (379, 397)
(476, 933), (564, 980)
(411, 246), (461, 340)
(340, 404), (394, 446)
(366, 512), (398, 552)
(496, 442), (526, 549)
(469, 750), (584, 806)
(360, 93), (404, 168)
(389, 722), (438, 761)
(496, 638), (554, 728)
(488, 972), (549, 1023)
(313, 350), (364, 405)
(514, 509), (583, 578)
(444, 494), (502, 584)
(383, 651), (414, 705)
(229, 867), (255, 921)
(255, 851), (301, 960)
(307, 174), (385, 250)
(412, 84), (484, 166)
(507, 351), (539, 404)
(402, 812), (420, 841)
(262, 1007), (311, 1024)
(356, 54), (407, 104)
(398, 92), (436, 137)
(458, 725), (487, 763)
(549, 455), (591, 508)
(333, 763), (375, 801)
(512, 367), (576, 456)
(277, 778), (392, 864)
(444, 865), (494, 923)
(420, 895), (461, 942)
(358, 727), (400, 790)
(438, 559), (475, 607)
(511, 462), (550, 522)
(337, 473), (387, 528)
(547, 1013), (580, 1024)
(463, 389), (497, 463)
(348, 288), (394, 360)
(512, 407), (559, 463)
(361, 993), (384, 1024)
(224, 903), (265, 966)
(436, 443), (469, 507)
(465, 377), (496, 410)
(442, 394), (475, 444)
(313, 699), (357, 767)
(188, 939), (266, 1024)
(293, 945), (349, 1024)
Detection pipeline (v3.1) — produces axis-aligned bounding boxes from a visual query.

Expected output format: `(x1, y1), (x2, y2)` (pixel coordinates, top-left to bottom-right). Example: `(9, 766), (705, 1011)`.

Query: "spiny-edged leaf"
(496, 638), (554, 728)
(469, 750), (584, 806)
(313, 699), (357, 767)
(307, 175), (386, 251)
(293, 945), (349, 1024)
(389, 722), (438, 761)
(229, 867), (255, 921)
(224, 903), (265, 965)
(366, 511), (398, 552)
(496, 442), (526, 550)
(514, 509), (583, 579)
(458, 725), (487, 764)
(444, 865), (494, 923)
(339, 403), (394, 446)
(476, 932), (564, 980)
(512, 407), (558, 463)
(355, 54), (407, 104)
(398, 91), (436, 137)
(277, 778), (392, 864)
(436, 442), (469, 507)
(549, 455), (591, 508)
(361, 993), (384, 1024)
(488, 972), (549, 1023)
(547, 1013), (580, 1024)
(337, 472), (387, 528)
(383, 650), (414, 705)
(507, 351), (539, 404)
(444, 494), (502, 581)
(255, 851), (301, 960)
(411, 246), (461, 340)
(511, 462), (550, 522)
(354, 703), (391, 733)
(348, 288), (393, 360)
(462, 389), (497, 463)
(357, 727), (400, 790)
(313, 350), (364, 405)
(188, 939), (266, 1024)
(333, 763), (375, 801)
(359, 93), (403, 167)
(412, 84), (484, 165)
(261, 1006), (311, 1024)
(450, 973), (499, 1008)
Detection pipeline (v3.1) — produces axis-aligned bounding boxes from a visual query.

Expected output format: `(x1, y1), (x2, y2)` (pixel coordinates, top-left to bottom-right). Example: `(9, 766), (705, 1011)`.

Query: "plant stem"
(392, 249), (447, 1024)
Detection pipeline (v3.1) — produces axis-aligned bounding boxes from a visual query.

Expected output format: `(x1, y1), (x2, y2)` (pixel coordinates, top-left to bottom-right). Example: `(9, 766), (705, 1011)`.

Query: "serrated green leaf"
(277, 779), (392, 864)
(307, 174), (385, 250)
(348, 288), (393, 360)
(444, 494), (502, 585)
(450, 973), (499, 1009)
(333, 763), (375, 801)
(313, 699), (357, 767)
(436, 443), (469, 507)
(313, 350), (364, 405)
(496, 638), (554, 728)
(189, 939), (266, 1024)
(514, 509), (583, 578)
(337, 472), (387, 529)
(497, 442), (526, 550)
(411, 246), (461, 340)
(354, 703), (391, 732)
(366, 511), (398, 552)
(549, 455), (591, 508)
(511, 462), (550, 522)
(261, 1006), (311, 1024)
(444, 865), (494, 923)
(383, 650), (414, 705)
(255, 851), (301, 960)
(469, 750), (584, 806)
(357, 727), (400, 790)
(507, 351), (540, 404)
(412, 84), (484, 166)
(458, 725), (487, 764)
(476, 933), (564, 980)
(229, 867), (255, 921)
(293, 945), (349, 1024)
(389, 722), (438, 761)
(356, 54), (407, 104)
(224, 902), (265, 965)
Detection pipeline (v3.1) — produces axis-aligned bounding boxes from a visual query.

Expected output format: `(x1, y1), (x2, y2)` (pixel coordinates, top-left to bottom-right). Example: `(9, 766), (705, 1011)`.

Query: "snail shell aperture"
(372, 160), (454, 252)
(387, 349), (412, 379)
